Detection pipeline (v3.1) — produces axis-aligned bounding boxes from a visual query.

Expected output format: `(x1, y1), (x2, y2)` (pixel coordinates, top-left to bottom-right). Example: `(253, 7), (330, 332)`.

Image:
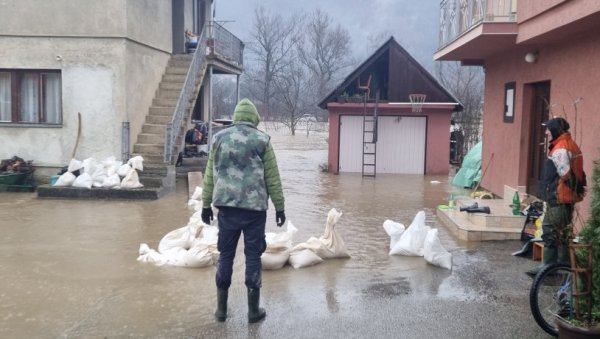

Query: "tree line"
(212, 5), (483, 149)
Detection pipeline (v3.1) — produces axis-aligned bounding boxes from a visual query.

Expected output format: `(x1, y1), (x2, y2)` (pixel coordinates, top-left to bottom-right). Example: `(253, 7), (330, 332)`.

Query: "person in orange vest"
(527, 117), (586, 277)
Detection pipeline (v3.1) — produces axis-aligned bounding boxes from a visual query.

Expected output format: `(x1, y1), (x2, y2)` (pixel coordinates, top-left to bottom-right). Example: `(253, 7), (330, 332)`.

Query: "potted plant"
(348, 93), (364, 103)
(556, 158), (600, 337)
(336, 92), (349, 103)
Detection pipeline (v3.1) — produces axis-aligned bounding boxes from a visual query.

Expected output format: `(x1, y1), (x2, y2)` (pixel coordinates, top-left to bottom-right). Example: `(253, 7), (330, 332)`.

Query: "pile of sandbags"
(138, 188), (219, 267)
(383, 211), (452, 270)
(261, 221), (298, 270)
(288, 208), (350, 269)
(53, 156), (144, 189)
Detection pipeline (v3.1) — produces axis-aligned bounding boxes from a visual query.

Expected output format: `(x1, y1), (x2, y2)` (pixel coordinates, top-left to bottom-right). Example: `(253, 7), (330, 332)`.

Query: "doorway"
(526, 81), (550, 196)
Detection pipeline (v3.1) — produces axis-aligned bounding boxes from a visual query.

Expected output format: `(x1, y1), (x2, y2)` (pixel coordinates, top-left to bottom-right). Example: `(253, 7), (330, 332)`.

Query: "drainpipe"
(121, 121), (130, 161)
(208, 64), (213, 152)
(236, 74), (240, 102)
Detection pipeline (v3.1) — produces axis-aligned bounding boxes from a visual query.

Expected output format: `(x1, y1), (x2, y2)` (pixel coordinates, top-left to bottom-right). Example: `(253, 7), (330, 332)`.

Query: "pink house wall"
(481, 32), (600, 221)
(327, 103), (455, 175)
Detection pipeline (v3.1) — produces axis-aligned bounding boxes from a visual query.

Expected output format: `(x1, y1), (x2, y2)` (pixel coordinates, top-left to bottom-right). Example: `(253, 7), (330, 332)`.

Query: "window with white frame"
(0, 69), (62, 125)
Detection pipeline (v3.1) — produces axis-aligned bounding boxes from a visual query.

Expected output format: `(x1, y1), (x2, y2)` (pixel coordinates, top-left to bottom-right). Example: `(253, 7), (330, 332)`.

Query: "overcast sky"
(213, 0), (441, 71)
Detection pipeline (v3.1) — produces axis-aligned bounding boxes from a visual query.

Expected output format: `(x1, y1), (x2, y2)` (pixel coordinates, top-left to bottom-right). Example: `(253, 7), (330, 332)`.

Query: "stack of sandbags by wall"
(289, 208), (349, 269)
(261, 221), (298, 270)
(52, 156), (135, 189)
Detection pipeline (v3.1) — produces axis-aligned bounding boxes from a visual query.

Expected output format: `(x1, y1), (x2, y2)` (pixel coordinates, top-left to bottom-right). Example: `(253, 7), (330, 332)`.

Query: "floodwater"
(0, 127), (548, 338)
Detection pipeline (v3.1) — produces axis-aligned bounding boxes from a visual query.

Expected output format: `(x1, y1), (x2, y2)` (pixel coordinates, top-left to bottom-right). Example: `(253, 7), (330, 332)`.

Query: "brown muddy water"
(0, 127), (547, 338)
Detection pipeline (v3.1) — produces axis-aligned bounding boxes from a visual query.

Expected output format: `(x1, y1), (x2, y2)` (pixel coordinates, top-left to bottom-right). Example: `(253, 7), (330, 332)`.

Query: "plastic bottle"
(448, 193), (454, 209)
(512, 191), (520, 215)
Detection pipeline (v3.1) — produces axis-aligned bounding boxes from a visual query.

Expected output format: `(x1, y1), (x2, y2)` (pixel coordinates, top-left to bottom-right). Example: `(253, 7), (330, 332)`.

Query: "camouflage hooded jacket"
(201, 99), (285, 212)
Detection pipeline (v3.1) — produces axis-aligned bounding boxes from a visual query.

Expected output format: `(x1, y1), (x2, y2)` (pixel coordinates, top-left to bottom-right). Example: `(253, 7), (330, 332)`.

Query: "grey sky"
(214, 0), (441, 71)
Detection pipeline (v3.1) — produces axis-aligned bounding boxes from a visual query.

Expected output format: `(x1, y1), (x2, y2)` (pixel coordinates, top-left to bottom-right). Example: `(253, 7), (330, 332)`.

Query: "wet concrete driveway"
(0, 130), (550, 338)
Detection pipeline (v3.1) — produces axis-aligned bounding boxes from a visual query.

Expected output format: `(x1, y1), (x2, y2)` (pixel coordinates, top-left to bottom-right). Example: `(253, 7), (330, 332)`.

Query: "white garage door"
(339, 115), (426, 174)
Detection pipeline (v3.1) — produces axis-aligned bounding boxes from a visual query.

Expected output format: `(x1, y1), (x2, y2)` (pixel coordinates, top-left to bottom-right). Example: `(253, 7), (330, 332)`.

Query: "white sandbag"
(67, 158), (83, 173)
(383, 219), (405, 250)
(423, 229), (452, 270)
(117, 164), (132, 177)
(82, 157), (99, 176)
(158, 224), (200, 253)
(288, 248), (323, 269)
(90, 166), (107, 186)
(187, 210), (204, 228)
(291, 208), (349, 259)
(160, 244), (214, 268)
(72, 172), (93, 189)
(103, 157), (122, 177)
(127, 155), (144, 171)
(53, 172), (76, 187)
(120, 169), (143, 189)
(389, 211), (431, 256)
(102, 173), (121, 188)
(190, 186), (202, 200)
(262, 249), (290, 270)
(137, 243), (168, 266)
(266, 221), (297, 250)
(261, 221), (298, 270)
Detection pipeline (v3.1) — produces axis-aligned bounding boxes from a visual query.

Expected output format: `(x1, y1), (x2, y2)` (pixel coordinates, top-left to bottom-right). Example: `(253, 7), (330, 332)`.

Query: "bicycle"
(529, 262), (572, 336)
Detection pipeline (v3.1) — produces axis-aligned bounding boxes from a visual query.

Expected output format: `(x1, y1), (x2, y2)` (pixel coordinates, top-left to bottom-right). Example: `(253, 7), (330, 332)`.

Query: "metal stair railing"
(164, 29), (208, 164)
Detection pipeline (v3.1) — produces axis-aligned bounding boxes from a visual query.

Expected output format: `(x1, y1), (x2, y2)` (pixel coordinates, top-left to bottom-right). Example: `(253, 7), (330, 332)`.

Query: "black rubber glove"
(201, 207), (213, 225)
(276, 211), (286, 227)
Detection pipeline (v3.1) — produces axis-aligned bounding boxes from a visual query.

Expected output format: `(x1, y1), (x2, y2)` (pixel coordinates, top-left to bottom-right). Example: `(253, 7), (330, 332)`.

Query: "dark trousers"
(541, 204), (574, 248)
(215, 206), (267, 290)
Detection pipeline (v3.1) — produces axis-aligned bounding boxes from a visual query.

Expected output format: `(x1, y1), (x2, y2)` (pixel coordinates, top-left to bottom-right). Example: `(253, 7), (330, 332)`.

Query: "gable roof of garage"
(318, 36), (463, 111)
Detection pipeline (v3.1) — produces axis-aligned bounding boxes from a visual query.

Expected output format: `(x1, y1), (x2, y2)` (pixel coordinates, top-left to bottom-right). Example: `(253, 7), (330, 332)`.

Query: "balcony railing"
(439, 0), (517, 48)
(207, 21), (244, 68)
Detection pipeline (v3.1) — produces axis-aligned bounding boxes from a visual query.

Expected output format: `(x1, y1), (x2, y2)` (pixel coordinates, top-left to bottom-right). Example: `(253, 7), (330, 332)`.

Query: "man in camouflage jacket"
(201, 98), (285, 323)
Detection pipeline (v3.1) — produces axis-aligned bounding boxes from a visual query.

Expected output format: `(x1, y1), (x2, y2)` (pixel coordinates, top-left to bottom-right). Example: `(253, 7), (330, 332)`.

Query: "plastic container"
(50, 175), (59, 186)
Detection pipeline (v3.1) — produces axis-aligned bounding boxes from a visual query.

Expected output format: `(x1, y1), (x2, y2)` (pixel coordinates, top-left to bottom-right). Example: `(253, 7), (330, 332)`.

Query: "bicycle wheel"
(529, 263), (572, 337)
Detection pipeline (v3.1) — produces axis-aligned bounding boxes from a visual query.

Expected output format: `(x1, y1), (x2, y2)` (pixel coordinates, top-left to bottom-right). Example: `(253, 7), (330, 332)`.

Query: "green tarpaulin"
(452, 141), (482, 188)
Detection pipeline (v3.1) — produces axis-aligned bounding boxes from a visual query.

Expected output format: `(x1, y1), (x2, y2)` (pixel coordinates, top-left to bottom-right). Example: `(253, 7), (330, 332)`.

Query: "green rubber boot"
(247, 288), (266, 323)
(526, 246), (558, 277)
(215, 288), (228, 322)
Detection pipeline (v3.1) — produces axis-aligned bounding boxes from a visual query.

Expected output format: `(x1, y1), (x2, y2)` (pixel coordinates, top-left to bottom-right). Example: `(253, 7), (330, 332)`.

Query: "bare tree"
(435, 61), (484, 161)
(272, 60), (312, 136)
(297, 8), (354, 120)
(246, 6), (302, 121)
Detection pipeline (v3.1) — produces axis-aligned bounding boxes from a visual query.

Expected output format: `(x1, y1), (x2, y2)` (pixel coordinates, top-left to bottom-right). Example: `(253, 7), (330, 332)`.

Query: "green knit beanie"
(233, 98), (260, 127)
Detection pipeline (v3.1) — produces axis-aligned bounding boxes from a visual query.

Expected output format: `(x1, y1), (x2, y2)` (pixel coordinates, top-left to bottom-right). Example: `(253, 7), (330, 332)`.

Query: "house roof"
(318, 37), (463, 111)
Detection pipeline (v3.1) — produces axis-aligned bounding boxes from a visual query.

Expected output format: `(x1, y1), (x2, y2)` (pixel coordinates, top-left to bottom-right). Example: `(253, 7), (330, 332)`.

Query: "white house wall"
(0, 0), (174, 177)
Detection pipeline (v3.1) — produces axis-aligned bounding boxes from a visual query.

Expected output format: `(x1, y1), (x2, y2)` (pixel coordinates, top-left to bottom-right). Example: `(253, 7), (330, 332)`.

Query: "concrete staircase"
(131, 54), (204, 198)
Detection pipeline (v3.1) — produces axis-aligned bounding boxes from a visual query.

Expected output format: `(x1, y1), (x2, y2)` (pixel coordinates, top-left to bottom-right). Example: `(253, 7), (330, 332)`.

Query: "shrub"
(577, 158), (600, 323)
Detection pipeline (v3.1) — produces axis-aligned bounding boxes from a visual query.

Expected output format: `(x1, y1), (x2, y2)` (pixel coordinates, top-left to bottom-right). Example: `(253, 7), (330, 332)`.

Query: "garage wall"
(339, 115), (426, 174)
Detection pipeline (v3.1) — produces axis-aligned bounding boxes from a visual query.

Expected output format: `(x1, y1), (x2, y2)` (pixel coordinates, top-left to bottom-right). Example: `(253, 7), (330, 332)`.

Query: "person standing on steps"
(201, 98), (286, 323)
(527, 117), (586, 277)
